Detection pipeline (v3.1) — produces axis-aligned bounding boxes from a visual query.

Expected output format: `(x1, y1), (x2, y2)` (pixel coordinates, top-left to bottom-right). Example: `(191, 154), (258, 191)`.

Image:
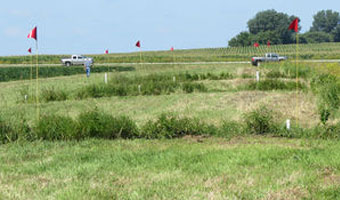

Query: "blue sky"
(0, 0), (339, 56)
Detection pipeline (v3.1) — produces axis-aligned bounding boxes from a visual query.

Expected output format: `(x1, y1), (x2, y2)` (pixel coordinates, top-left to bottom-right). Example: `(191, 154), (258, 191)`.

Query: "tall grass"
(243, 79), (306, 91)
(1, 105), (340, 144)
(264, 62), (314, 79)
(140, 113), (217, 139)
(20, 72), (231, 102)
(0, 113), (31, 144)
(311, 74), (340, 124)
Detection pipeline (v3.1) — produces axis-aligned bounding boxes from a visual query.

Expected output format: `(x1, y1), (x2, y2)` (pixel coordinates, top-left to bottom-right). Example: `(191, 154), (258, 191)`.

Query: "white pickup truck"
(251, 53), (287, 66)
(61, 55), (93, 67)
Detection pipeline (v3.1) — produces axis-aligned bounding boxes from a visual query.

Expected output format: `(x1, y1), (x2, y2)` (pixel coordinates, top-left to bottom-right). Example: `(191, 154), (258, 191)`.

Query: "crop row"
(0, 66), (135, 82)
(1, 42), (340, 64)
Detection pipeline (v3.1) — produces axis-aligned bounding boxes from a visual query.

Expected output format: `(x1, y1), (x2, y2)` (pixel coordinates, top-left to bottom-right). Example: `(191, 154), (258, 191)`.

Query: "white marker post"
(256, 71), (260, 82)
(286, 119), (291, 130)
(138, 85), (141, 94)
(104, 73), (108, 84)
(24, 95), (28, 101)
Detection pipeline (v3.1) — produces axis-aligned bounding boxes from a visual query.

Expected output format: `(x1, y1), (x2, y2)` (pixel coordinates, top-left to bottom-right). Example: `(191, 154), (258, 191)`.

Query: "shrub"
(219, 72), (234, 79)
(241, 73), (252, 79)
(0, 114), (31, 144)
(141, 113), (215, 139)
(218, 121), (245, 138)
(282, 64), (312, 79)
(77, 109), (138, 139)
(311, 74), (340, 109)
(245, 79), (306, 91)
(112, 116), (139, 139)
(319, 106), (331, 125)
(78, 110), (117, 139)
(76, 74), (210, 100)
(0, 115), (14, 144)
(182, 82), (207, 93)
(320, 123), (340, 139)
(243, 106), (277, 134)
(34, 114), (79, 141)
(141, 81), (178, 95)
(266, 70), (287, 79)
(41, 87), (68, 102)
(264, 63), (313, 79)
(311, 74), (340, 124)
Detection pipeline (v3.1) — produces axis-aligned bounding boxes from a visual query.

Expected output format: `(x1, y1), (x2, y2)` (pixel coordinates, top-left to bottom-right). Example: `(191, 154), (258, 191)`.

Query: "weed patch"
(243, 79), (306, 91)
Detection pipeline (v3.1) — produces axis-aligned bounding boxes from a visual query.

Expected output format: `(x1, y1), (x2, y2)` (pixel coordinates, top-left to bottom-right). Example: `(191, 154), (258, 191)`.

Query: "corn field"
(0, 42), (340, 65)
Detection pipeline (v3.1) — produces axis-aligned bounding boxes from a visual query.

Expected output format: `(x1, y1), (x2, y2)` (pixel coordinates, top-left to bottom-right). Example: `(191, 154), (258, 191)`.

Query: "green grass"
(0, 65), (135, 82)
(1, 46), (340, 199)
(1, 137), (340, 199)
(0, 62), (324, 127)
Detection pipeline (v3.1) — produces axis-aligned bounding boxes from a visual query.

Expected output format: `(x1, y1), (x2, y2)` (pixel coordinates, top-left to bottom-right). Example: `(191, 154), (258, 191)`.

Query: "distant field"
(1, 42), (340, 64)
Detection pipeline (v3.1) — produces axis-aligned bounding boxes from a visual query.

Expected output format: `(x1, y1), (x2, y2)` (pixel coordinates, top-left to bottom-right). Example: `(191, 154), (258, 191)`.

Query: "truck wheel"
(65, 62), (71, 67)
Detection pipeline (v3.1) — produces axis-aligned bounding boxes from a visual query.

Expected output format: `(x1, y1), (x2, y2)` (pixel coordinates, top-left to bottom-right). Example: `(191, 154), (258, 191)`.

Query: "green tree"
(310, 10), (340, 33)
(228, 32), (252, 47)
(247, 9), (299, 44)
(332, 25), (340, 42)
(301, 31), (333, 43)
(251, 31), (282, 45)
(228, 10), (300, 46)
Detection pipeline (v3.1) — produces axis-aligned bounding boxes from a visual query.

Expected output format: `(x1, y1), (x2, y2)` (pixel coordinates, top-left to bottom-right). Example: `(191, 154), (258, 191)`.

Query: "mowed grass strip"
(0, 137), (340, 199)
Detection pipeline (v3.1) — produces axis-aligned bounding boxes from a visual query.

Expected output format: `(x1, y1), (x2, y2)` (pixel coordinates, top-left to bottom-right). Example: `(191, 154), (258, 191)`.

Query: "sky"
(0, 0), (339, 56)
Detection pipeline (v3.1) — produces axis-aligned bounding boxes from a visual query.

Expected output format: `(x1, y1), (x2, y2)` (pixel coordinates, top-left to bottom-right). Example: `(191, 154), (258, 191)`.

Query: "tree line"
(228, 9), (340, 47)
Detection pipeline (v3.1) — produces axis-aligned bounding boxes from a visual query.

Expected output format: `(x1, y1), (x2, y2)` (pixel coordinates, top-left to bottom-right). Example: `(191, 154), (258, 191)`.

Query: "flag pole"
(35, 39), (40, 121)
(139, 47), (143, 72)
(172, 49), (175, 67)
(106, 50), (109, 80)
(30, 50), (33, 100)
(171, 47), (175, 67)
(295, 31), (299, 125)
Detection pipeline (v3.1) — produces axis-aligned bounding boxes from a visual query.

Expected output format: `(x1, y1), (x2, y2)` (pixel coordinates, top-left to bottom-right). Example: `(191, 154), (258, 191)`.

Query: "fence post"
(256, 71), (260, 82)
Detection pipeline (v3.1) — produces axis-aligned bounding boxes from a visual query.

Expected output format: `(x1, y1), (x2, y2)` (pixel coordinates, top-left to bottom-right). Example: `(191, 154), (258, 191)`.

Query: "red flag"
(27, 26), (37, 40)
(105, 49), (109, 54)
(135, 40), (141, 48)
(28, 48), (32, 53)
(253, 42), (259, 47)
(170, 46), (174, 51)
(288, 18), (299, 32)
(267, 40), (271, 47)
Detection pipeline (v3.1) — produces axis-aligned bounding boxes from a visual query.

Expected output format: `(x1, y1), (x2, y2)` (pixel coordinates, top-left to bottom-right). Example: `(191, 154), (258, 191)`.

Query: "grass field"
(1, 47), (340, 199)
(1, 137), (340, 199)
(0, 62), (330, 127)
